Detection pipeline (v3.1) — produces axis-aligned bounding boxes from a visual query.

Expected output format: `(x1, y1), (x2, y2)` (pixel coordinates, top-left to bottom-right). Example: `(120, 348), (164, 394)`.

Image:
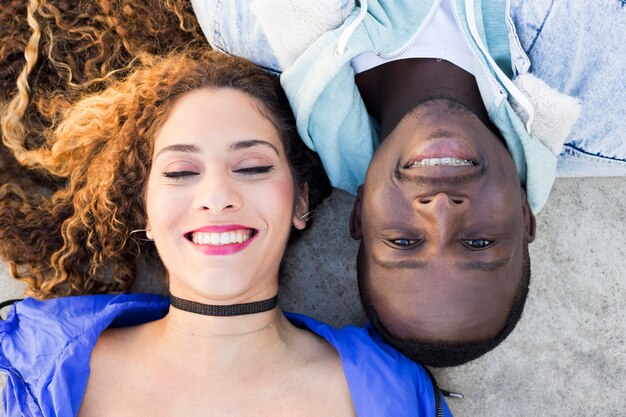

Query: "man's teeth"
(191, 230), (252, 246)
(408, 157), (475, 167)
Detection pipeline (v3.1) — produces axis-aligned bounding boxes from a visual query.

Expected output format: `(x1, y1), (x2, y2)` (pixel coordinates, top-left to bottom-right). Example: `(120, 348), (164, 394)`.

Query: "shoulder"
(1, 293), (167, 348)
(286, 311), (415, 365)
(0, 293), (168, 416)
(285, 312), (441, 416)
(0, 293), (168, 374)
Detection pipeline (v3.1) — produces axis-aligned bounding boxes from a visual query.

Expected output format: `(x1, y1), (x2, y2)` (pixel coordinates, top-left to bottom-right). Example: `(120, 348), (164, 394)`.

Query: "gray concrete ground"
(1, 176), (624, 416)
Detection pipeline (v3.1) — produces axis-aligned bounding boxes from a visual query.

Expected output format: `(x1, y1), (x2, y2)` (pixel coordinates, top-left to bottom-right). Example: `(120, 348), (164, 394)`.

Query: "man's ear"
(349, 185), (364, 240)
(292, 183), (310, 230)
(521, 189), (536, 243)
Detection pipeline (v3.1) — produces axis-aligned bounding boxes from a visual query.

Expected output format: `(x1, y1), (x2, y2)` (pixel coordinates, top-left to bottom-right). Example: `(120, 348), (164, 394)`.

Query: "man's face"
(351, 99), (535, 343)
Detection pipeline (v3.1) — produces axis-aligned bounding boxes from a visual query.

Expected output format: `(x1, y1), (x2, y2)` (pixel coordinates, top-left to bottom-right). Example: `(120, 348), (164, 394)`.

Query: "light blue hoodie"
(193, 0), (625, 212)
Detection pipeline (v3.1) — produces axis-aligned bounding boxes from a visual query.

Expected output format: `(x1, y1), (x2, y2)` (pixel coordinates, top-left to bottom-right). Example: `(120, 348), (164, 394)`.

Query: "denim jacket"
(509, 0), (626, 178)
(192, 0), (626, 212)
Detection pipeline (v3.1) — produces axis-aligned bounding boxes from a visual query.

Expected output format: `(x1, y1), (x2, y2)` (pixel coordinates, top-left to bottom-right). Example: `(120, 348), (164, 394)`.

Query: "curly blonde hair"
(1, 0), (202, 171)
(0, 48), (330, 298)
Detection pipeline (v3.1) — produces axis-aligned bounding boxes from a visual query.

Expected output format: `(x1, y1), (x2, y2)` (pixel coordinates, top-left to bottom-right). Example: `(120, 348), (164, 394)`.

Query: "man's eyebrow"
(372, 255), (427, 270)
(456, 258), (510, 271)
(228, 139), (279, 155)
(372, 255), (510, 271)
(154, 144), (200, 159)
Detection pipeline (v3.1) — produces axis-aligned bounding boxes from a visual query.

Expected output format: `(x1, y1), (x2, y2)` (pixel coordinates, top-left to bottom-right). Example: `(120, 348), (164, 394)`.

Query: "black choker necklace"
(169, 294), (278, 316)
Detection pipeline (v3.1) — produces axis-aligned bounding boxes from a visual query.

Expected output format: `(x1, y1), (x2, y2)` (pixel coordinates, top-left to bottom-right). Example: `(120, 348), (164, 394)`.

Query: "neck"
(154, 306), (292, 368)
(169, 293), (279, 317)
(163, 291), (282, 340)
(166, 303), (282, 336)
(355, 58), (494, 138)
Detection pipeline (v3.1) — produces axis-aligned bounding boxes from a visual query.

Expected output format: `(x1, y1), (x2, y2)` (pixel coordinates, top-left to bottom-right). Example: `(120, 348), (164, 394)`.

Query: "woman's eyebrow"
(154, 140), (280, 160)
(229, 139), (279, 156)
(154, 144), (201, 159)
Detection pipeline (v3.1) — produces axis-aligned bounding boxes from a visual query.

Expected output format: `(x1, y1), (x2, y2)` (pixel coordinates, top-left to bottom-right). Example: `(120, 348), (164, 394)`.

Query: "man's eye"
(390, 238), (420, 248)
(463, 239), (494, 249)
(234, 165), (274, 175)
(162, 170), (199, 179)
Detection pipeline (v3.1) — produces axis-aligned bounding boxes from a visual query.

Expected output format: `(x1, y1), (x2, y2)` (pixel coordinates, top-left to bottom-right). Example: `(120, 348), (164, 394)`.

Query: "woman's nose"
(192, 173), (243, 213)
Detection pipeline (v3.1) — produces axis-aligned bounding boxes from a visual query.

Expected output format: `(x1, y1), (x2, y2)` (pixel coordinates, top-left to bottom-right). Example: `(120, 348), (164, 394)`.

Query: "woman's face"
(145, 88), (306, 303)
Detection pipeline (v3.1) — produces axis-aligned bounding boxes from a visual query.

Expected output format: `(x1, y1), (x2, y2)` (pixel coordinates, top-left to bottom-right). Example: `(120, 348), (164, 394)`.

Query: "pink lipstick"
(185, 225), (258, 255)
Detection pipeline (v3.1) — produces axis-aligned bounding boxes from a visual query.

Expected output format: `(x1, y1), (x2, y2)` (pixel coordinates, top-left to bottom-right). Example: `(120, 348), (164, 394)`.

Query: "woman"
(0, 50), (452, 416)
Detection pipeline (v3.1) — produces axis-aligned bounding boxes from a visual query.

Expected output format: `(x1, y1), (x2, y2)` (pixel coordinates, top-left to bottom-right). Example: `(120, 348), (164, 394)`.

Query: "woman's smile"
(185, 225), (259, 255)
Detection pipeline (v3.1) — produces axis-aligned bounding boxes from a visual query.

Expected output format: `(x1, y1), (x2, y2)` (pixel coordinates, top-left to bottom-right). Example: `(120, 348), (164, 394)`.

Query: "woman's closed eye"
(162, 170), (199, 180)
(233, 165), (274, 175)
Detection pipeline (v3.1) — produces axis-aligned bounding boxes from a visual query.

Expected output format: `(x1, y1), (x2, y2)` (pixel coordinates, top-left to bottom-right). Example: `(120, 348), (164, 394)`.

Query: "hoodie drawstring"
(335, 0), (368, 56)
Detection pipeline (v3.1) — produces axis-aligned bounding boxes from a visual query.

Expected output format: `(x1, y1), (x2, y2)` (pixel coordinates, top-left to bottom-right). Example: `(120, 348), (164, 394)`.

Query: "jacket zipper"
(375, 0), (443, 61)
(449, 0), (504, 99)
(424, 366), (444, 417)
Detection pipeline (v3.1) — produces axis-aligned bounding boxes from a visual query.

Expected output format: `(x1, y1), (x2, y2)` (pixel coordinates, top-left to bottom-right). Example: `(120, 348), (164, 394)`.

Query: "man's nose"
(413, 192), (467, 242)
(192, 173), (243, 213)
(416, 192), (467, 207)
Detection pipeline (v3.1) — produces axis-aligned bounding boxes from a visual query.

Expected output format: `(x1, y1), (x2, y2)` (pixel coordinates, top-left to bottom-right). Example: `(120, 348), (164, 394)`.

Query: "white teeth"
(408, 157), (475, 167)
(191, 230), (252, 246)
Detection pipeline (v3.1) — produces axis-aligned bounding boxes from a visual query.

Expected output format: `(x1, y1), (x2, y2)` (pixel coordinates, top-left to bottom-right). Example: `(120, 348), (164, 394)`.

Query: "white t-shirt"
(351, 0), (474, 75)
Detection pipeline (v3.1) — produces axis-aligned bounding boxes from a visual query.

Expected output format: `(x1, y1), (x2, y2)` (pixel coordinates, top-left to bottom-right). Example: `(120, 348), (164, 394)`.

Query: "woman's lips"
(185, 225), (258, 255)
(188, 224), (252, 233)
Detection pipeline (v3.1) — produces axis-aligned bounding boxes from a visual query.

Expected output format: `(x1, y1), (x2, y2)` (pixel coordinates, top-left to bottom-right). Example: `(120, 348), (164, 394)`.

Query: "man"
(191, 0), (625, 366)
(350, 59), (536, 366)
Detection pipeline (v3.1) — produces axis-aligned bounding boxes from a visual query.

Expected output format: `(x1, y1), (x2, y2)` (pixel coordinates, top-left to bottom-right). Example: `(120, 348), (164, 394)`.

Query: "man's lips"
(405, 138), (479, 168)
(397, 161), (486, 184)
(405, 157), (475, 168)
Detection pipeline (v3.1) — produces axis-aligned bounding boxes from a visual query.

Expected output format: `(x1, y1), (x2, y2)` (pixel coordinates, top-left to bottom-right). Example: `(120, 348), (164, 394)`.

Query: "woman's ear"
(145, 219), (154, 240)
(292, 183), (310, 230)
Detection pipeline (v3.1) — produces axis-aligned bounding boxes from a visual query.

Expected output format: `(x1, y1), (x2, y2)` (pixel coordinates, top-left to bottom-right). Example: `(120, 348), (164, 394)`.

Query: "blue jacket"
(0, 294), (452, 416)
